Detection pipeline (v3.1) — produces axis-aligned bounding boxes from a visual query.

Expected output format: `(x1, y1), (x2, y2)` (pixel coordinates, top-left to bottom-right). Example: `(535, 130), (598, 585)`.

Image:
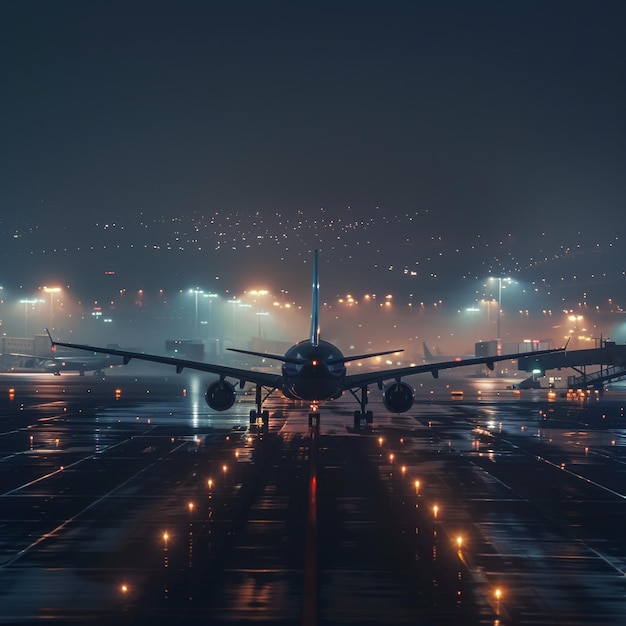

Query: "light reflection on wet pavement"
(1, 373), (626, 624)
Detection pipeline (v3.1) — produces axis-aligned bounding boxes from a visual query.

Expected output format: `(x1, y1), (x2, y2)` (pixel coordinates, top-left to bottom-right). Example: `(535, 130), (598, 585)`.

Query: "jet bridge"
(517, 341), (626, 389)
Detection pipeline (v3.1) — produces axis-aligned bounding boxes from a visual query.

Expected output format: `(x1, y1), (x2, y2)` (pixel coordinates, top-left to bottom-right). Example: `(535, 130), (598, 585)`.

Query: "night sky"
(1, 1), (625, 311)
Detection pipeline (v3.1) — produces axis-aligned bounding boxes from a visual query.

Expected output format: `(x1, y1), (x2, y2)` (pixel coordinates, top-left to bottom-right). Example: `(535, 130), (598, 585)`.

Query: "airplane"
(422, 342), (495, 378)
(9, 351), (124, 376)
(47, 251), (566, 428)
(422, 342), (473, 363)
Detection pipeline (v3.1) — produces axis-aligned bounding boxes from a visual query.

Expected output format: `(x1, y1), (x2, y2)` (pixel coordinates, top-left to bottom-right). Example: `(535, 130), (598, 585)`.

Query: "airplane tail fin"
(310, 250), (320, 347)
(422, 341), (434, 361)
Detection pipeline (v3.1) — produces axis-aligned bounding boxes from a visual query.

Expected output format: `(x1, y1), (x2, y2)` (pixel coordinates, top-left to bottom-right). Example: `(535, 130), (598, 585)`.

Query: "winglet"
(309, 250), (320, 347)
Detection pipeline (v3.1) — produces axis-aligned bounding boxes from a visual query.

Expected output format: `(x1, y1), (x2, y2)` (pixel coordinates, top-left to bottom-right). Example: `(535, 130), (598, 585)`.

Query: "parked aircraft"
(422, 342), (473, 363)
(48, 251), (565, 427)
(9, 352), (123, 376)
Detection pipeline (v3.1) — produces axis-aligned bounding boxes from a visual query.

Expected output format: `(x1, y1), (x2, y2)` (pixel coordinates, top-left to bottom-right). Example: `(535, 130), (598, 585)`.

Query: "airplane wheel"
(365, 410), (373, 424)
(262, 410), (269, 427)
(353, 410), (361, 430)
(308, 413), (313, 427)
(249, 409), (257, 424)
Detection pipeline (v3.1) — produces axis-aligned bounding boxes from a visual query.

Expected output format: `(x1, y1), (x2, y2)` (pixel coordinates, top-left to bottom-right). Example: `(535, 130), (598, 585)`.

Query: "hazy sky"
(2, 1), (624, 231)
(1, 0), (625, 324)
(1, 1), (626, 350)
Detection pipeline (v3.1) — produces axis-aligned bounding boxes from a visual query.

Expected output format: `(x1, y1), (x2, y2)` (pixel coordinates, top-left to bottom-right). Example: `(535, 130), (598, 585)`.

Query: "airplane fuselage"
(281, 339), (346, 401)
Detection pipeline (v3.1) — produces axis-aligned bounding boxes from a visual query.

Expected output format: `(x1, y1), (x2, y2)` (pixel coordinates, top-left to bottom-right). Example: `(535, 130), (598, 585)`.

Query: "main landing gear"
(353, 409), (373, 429)
(249, 383), (272, 429)
(351, 386), (373, 429)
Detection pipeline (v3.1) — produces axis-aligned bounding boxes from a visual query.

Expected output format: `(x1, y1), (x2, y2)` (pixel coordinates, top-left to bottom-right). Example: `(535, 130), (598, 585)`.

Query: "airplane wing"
(343, 345), (566, 389)
(47, 334), (283, 389)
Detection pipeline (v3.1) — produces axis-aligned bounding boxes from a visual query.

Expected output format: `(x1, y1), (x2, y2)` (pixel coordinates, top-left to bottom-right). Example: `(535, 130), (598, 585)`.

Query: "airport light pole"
(466, 306), (480, 350)
(228, 299), (241, 346)
(238, 302), (252, 344)
(497, 278), (502, 341)
(250, 289), (269, 338)
(480, 299), (494, 334)
(203, 292), (218, 339)
(189, 288), (203, 336)
(20, 299), (41, 337)
(256, 310), (269, 338)
(489, 277), (513, 344)
(43, 286), (61, 331)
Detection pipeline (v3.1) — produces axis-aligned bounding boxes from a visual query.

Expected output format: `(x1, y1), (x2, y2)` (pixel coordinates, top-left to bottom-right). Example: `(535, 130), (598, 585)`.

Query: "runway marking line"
(301, 427), (318, 626)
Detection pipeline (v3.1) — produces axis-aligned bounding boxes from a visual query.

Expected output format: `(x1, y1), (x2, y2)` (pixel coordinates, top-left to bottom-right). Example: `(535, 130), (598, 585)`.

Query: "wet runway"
(1, 371), (626, 624)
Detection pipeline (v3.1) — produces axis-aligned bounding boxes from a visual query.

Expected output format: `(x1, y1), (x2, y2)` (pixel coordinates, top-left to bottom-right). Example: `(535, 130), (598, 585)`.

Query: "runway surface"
(1, 370), (626, 624)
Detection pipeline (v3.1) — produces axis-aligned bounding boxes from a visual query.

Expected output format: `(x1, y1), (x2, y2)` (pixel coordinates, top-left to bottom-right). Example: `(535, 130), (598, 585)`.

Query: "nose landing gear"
(308, 404), (320, 427)
(249, 409), (270, 428)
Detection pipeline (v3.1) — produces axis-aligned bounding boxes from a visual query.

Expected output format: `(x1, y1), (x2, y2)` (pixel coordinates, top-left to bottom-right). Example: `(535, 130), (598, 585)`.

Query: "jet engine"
(205, 380), (236, 411)
(382, 381), (414, 413)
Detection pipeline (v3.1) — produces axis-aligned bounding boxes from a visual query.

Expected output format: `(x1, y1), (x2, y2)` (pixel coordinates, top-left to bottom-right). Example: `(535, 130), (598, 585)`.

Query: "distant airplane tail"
(228, 250), (402, 364)
(422, 341), (434, 361)
(310, 250), (320, 347)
